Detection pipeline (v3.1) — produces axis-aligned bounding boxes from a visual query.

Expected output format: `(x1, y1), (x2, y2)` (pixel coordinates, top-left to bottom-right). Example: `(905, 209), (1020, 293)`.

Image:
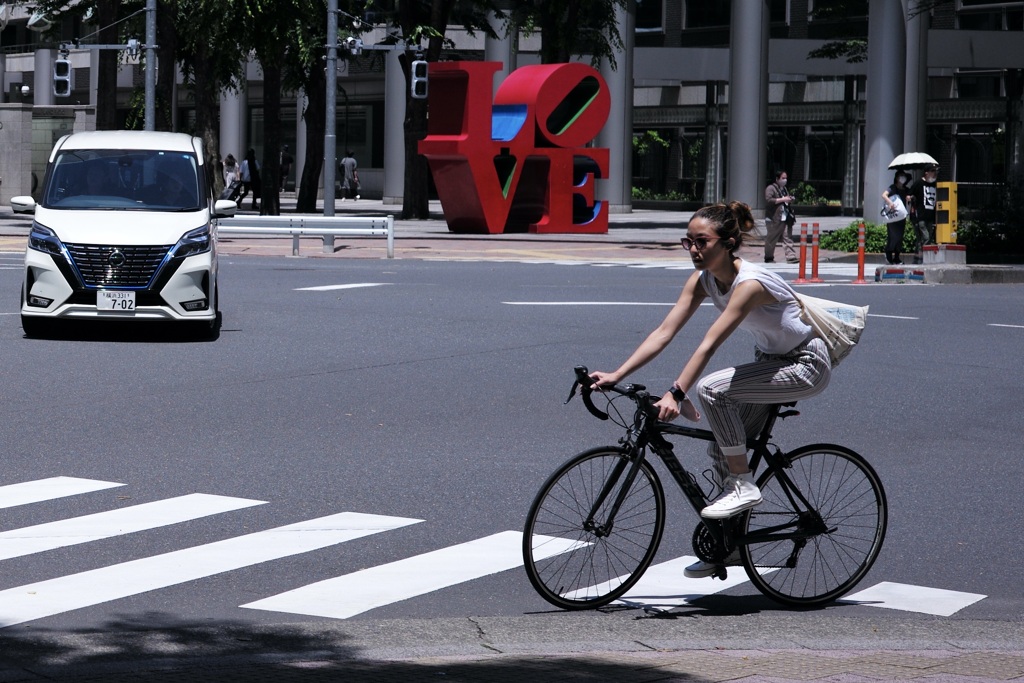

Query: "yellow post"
(935, 181), (958, 244)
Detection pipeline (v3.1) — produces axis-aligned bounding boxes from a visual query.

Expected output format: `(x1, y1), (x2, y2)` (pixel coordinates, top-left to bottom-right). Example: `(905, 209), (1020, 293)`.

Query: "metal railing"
(216, 215), (394, 258)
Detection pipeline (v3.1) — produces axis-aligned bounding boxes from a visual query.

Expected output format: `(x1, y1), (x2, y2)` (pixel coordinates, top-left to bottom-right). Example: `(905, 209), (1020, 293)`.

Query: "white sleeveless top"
(699, 260), (814, 355)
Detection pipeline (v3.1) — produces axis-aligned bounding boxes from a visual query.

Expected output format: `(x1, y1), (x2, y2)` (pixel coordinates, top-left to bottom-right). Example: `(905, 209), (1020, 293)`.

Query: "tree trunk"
(95, 0), (119, 130)
(192, 39), (221, 197)
(297, 65), (326, 214)
(259, 57), (283, 216)
(155, 0), (177, 131)
(401, 52), (430, 220)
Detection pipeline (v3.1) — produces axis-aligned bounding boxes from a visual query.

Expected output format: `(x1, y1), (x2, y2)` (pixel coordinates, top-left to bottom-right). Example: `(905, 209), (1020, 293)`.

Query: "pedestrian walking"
(763, 170), (798, 264)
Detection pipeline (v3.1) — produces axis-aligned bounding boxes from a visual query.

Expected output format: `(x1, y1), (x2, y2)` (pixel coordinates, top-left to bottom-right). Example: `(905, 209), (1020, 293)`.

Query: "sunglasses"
(680, 236), (721, 251)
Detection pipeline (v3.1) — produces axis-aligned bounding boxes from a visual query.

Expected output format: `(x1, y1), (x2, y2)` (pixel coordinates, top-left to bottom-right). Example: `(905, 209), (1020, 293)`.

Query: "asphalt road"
(1, 253), (1023, 678)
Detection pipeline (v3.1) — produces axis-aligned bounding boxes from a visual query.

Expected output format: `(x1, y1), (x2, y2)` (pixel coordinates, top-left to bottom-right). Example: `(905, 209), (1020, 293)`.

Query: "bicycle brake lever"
(564, 381), (580, 405)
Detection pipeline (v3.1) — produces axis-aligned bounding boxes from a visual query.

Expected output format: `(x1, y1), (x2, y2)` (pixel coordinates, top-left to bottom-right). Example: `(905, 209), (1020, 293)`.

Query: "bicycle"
(522, 366), (888, 609)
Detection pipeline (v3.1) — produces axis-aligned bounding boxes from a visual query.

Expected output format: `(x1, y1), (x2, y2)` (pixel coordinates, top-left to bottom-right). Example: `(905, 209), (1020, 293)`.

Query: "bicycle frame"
(585, 391), (829, 566)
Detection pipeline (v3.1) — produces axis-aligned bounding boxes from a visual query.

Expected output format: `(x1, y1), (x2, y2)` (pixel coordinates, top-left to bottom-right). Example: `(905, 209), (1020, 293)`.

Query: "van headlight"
(28, 223), (65, 256)
(172, 225), (211, 259)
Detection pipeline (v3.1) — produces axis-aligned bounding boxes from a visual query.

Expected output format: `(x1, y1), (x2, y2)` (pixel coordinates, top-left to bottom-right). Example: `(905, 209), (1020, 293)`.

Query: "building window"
(956, 70), (1003, 98)
(684, 0), (729, 28)
(958, 0), (1024, 30)
(636, 0), (663, 31)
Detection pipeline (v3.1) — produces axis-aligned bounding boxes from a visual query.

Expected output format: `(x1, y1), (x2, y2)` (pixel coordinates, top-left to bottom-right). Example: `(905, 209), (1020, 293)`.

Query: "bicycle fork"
(582, 442), (649, 538)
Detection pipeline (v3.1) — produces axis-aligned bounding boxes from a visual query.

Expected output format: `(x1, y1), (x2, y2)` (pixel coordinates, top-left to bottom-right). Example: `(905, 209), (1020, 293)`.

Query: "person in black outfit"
(882, 171), (912, 265)
(279, 145), (294, 191)
(910, 164), (938, 263)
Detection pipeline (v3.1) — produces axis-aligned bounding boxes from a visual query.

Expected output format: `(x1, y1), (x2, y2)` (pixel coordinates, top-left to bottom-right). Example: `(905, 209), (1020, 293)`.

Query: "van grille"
(64, 243), (172, 288)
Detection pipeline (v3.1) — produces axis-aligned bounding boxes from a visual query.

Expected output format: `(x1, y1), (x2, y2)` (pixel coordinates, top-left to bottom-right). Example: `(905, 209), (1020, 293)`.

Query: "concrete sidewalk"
(2, 197), (1023, 284)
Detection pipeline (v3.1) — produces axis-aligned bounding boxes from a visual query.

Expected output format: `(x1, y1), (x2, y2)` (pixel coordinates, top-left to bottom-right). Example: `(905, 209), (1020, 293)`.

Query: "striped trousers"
(695, 337), (832, 484)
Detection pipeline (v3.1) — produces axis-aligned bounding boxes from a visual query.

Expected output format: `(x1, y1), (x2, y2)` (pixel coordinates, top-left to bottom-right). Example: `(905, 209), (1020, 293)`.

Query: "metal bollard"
(852, 221), (868, 284)
(809, 223), (824, 283)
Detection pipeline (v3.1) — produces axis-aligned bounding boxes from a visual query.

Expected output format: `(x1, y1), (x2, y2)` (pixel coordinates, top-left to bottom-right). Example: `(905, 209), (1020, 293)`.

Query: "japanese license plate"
(97, 290), (136, 311)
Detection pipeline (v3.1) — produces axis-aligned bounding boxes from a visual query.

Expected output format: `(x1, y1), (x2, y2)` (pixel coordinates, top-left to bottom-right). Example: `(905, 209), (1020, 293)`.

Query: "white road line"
(840, 581), (986, 617)
(869, 314), (919, 320)
(241, 531), (579, 620)
(0, 477), (125, 509)
(0, 512), (421, 628)
(503, 301), (674, 306)
(989, 323), (1024, 329)
(503, 302), (714, 307)
(295, 283), (391, 291)
(0, 494), (266, 561)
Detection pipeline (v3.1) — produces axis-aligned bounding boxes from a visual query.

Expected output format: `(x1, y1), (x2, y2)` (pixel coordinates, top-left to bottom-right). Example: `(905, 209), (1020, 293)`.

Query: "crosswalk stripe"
(840, 581), (987, 616)
(0, 511), (422, 628)
(241, 530), (579, 620)
(0, 477), (124, 509)
(0, 494), (266, 561)
(295, 283), (391, 291)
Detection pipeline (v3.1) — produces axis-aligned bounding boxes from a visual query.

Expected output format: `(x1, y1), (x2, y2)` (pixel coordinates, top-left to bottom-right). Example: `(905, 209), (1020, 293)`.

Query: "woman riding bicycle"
(590, 201), (832, 578)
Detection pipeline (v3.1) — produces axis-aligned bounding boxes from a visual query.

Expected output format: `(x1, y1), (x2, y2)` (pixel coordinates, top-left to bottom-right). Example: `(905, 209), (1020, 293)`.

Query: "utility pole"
(324, 0), (339, 217)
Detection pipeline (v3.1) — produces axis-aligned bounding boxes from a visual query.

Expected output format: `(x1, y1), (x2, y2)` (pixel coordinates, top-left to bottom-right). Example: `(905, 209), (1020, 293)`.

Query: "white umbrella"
(888, 152), (939, 170)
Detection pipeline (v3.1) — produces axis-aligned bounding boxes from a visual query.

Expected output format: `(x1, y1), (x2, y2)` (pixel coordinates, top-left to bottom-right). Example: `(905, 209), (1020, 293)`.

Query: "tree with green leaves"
(508, 0), (627, 67)
(392, 0), (497, 219)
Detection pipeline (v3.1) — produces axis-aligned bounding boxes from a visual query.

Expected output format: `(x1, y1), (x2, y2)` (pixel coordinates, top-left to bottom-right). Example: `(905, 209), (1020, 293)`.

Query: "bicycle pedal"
(713, 567), (729, 581)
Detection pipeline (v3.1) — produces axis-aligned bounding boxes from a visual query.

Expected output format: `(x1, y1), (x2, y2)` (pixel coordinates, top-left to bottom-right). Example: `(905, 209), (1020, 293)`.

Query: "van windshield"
(43, 149), (203, 211)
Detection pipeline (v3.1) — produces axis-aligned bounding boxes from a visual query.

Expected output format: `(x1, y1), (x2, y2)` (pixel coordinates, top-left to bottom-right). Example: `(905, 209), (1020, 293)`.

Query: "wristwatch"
(669, 384), (687, 403)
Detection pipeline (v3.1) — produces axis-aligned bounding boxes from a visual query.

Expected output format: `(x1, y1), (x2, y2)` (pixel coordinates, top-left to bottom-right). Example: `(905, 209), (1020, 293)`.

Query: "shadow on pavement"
(0, 615), (715, 683)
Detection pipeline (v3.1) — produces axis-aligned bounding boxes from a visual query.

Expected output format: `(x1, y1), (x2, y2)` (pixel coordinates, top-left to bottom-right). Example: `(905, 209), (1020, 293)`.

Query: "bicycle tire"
(523, 447), (666, 610)
(740, 443), (887, 607)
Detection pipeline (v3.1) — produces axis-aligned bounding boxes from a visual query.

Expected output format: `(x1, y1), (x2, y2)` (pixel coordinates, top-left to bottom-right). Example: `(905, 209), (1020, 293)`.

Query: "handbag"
(880, 195), (908, 223)
(794, 294), (869, 367)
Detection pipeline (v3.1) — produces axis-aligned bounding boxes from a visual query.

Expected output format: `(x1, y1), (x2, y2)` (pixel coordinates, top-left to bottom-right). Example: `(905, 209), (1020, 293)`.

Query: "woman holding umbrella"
(882, 170), (912, 265)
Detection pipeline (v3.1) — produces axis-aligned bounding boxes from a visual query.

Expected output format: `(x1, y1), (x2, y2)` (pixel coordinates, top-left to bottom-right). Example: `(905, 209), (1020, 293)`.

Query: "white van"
(10, 130), (238, 339)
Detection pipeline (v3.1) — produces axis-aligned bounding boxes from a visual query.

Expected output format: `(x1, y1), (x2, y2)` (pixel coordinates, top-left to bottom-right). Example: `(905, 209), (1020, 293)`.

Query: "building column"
(863, 0), (906, 216)
(295, 89), (307, 196)
(703, 81), (724, 205)
(219, 83), (246, 162)
(33, 49), (55, 106)
(596, 0), (635, 214)
(726, 0), (769, 216)
(904, 4), (928, 153)
(842, 77), (863, 215)
(383, 47), (405, 205)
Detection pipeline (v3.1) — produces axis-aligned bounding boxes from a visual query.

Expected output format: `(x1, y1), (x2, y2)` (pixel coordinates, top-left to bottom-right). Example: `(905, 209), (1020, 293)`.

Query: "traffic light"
(53, 58), (72, 98)
(410, 60), (428, 100)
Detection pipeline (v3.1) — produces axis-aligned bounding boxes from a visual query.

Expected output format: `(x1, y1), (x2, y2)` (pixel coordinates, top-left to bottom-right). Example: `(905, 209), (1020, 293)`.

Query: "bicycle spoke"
(742, 445), (887, 607)
(524, 448), (665, 609)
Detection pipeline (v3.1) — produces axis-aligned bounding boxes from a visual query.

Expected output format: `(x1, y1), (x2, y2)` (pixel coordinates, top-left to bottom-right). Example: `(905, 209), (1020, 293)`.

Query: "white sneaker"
(701, 473), (762, 519)
(354, 194), (360, 201)
(684, 548), (742, 579)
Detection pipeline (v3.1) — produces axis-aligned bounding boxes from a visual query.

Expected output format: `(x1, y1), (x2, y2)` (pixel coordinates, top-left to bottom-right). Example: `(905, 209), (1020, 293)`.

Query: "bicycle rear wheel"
(741, 444), (887, 607)
(523, 447), (665, 610)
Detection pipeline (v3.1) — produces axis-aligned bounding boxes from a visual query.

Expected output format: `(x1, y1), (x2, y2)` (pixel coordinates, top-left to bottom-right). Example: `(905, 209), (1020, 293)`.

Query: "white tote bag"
(880, 195), (908, 223)
(795, 294), (869, 367)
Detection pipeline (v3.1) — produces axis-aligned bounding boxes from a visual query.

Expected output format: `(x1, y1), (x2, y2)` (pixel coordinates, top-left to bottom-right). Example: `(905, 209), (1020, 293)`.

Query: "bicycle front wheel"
(741, 444), (887, 607)
(523, 447), (666, 610)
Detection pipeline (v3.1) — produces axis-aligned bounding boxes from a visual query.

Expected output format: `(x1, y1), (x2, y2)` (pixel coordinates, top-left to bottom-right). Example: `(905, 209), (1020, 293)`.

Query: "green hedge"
(819, 220), (917, 253)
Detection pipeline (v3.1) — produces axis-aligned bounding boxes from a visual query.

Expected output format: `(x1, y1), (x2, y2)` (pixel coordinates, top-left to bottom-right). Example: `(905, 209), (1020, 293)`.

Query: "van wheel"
(193, 311), (221, 341)
(21, 315), (54, 338)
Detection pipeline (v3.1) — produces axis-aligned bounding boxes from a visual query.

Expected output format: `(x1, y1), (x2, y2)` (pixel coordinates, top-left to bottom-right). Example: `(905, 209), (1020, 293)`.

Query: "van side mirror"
(11, 196), (37, 214)
(213, 199), (238, 218)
